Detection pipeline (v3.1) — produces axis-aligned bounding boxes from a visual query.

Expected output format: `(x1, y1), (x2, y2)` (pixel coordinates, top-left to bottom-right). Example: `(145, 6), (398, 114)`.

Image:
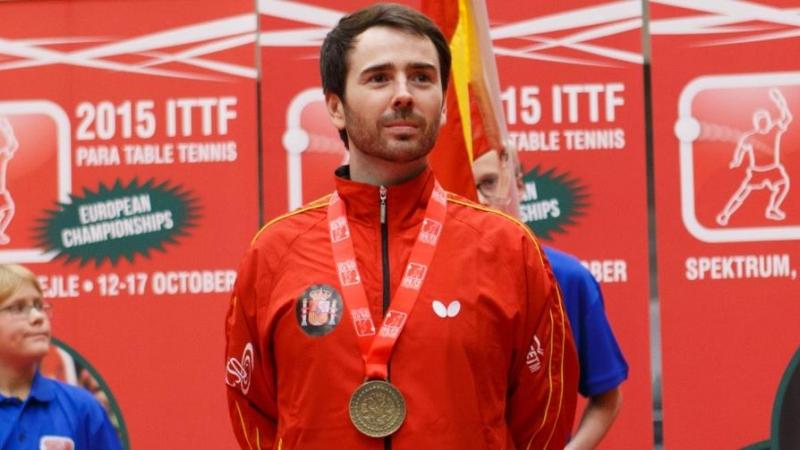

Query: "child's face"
(0, 282), (51, 367)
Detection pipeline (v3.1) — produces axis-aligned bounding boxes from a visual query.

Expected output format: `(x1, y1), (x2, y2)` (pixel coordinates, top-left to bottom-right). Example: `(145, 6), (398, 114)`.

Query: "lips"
(384, 120), (420, 133)
(382, 119), (423, 138)
(384, 126), (419, 137)
(26, 332), (50, 340)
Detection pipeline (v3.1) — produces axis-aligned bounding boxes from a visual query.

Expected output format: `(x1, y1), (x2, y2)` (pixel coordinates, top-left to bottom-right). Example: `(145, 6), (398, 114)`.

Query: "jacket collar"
(0, 370), (55, 404)
(334, 165), (436, 227)
(27, 370), (56, 403)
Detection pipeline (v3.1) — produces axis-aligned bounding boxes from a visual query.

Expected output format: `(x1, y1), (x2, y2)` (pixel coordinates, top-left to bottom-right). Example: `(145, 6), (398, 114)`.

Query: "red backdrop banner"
(259, 2), (653, 449)
(486, 2), (653, 449)
(0, 1), (659, 447)
(650, 1), (800, 448)
(0, 1), (259, 448)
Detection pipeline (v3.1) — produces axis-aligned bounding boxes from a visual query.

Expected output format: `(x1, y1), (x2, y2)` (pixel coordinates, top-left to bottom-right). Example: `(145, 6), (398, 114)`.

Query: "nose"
(28, 305), (47, 323)
(476, 190), (489, 206)
(391, 79), (413, 110)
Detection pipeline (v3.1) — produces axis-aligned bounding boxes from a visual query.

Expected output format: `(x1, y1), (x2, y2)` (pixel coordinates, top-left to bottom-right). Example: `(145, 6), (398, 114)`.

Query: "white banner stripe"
(493, 46), (618, 68)
(17, 37), (112, 46)
(491, 1), (641, 40)
(541, 18), (642, 49)
(700, 27), (800, 46)
(652, 0), (800, 28)
(556, 41), (642, 64)
(0, 37), (212, 79)
(652, 13), (777, 34)
(73, 14), (256, 59)
(512, 18), (643, 64)
(138, 33), (256, 68)
(139, 52), (256, 79)
(258, 0), (343, 26)
(258, 28), (330, 46)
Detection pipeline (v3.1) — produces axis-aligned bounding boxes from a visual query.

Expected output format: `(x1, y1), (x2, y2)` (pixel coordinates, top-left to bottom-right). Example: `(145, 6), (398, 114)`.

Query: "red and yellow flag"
(423, 0), (509, 200)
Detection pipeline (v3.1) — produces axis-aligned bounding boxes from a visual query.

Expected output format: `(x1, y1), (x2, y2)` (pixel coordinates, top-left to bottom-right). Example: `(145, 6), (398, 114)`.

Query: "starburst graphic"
(34, 178), (200, 266)
(519, 166), (589, 240)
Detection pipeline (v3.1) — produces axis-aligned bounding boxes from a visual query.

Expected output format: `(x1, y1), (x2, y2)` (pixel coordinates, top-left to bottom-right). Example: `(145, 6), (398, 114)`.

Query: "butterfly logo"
(432, 300), (461, 318)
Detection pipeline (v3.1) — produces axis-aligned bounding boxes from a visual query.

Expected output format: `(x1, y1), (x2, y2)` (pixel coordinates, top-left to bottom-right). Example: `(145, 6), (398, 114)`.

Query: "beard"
(343, 104), (441, 163)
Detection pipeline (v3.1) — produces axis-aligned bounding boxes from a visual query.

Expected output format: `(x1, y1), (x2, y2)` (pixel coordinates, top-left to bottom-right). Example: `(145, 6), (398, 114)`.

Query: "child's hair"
(0, 264), (43, 303)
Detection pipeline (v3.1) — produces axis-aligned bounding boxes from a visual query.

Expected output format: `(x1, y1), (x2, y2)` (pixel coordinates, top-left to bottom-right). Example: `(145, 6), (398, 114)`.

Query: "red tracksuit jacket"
(225, 167), (578, 449)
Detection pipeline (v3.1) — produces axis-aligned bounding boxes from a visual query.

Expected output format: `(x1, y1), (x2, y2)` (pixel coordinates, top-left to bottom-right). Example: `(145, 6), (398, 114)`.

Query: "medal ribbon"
(328, 181), (447, 380)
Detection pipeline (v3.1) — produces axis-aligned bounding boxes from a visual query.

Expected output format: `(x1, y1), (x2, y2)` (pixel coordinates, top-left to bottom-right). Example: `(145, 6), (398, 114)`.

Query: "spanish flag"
(423, 0), (509, 201)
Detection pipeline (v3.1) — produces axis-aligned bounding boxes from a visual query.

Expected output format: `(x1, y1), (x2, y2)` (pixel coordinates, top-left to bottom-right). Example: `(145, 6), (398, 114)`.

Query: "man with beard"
(225, 4), (577, 449)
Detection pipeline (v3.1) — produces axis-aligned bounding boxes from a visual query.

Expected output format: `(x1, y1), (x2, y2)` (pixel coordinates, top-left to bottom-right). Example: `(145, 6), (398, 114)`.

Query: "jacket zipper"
(379, 185), (390, 316)
(379, 185), (392, 450)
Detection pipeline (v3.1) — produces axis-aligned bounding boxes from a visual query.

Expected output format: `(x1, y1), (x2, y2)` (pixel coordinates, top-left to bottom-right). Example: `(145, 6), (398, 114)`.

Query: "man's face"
(0, 282), (51, 367)
(472, 149), (520, 216)
(327, 26), (445, 164)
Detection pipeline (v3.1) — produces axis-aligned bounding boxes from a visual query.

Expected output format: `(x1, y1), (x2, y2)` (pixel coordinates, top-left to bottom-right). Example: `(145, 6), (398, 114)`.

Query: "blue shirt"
(545, 246), (629, 397)
(0, 371), (121, 450)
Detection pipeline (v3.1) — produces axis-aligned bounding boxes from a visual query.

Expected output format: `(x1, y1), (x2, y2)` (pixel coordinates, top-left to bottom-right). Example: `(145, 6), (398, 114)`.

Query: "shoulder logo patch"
(296, 284), (344, 337)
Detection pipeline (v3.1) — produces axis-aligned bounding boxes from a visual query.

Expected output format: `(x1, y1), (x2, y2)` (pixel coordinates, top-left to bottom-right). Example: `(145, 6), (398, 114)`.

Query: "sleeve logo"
(225, 342), (254, 395)
(526, 335), (545, 374)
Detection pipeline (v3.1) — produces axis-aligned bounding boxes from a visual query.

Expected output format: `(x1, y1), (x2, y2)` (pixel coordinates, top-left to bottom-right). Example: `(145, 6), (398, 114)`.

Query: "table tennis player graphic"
(0, 115), (18, 244)
(716, 88), (792, 227)
(674, 74), (800, 243)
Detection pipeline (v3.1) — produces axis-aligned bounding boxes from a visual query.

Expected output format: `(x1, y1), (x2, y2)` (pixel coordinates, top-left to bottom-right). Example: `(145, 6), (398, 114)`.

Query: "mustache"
(379, 110), (426, 127)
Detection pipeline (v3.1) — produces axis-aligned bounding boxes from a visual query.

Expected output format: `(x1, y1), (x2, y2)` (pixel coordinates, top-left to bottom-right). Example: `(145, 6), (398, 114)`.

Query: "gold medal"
(348, 380), (406, 438)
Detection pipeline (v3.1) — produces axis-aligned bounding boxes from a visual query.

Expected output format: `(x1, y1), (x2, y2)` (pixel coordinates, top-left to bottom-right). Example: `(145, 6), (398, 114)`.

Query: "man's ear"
(325, 92), (346, 131)
(440, 103), (447, 126)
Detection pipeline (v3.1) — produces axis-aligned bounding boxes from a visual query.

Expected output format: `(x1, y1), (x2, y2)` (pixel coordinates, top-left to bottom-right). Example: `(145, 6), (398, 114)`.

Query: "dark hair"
(320, 3), (452, 146)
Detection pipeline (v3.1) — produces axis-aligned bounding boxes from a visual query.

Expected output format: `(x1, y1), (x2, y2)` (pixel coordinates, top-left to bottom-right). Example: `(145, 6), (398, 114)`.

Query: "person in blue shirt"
(0, 264), (121, 450)
(472, 149), (628, 449)
(541, 246), (628, 449)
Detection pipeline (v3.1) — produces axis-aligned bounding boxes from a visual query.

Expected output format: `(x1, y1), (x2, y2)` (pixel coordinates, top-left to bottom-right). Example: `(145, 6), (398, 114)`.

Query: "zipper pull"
(379, 186), (387, 224)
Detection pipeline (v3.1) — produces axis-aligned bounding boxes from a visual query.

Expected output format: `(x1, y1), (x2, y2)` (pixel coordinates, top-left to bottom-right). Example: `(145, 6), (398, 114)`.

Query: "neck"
(347, 152), (428, 186)
(0, 360), (36, 400)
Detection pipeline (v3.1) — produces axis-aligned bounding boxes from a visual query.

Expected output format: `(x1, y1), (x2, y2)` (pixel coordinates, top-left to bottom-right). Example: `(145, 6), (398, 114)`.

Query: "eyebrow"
(407, 62), (437, 72)
(3, 298), (38, 306)
(360, 62), (393, 75)
(359, 62), (438, 77)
